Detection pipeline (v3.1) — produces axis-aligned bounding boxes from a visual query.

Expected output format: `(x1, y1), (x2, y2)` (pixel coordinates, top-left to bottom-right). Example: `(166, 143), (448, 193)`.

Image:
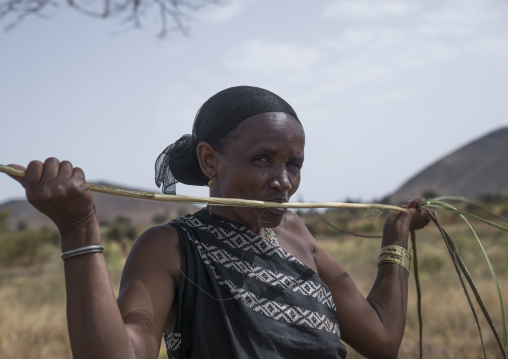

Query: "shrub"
(104, 216), (138, 253)
(0, 210), (10, 231)
(0, 227), (59, 267)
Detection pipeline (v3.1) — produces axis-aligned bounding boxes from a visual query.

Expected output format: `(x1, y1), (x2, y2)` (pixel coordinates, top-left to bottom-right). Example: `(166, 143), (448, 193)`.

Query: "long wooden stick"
(0, 164), (406, 212)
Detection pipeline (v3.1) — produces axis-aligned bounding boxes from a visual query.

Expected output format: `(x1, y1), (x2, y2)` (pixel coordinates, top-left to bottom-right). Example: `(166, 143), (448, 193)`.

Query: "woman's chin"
(257, 209), (286, 228)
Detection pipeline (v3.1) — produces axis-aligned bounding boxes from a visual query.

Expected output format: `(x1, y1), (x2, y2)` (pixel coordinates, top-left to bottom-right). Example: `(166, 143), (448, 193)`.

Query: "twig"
(0, 164), (406, 211)
(429, 210), (506, 359)
(316, 213), (382, 238)
(411, 229), (423, 359)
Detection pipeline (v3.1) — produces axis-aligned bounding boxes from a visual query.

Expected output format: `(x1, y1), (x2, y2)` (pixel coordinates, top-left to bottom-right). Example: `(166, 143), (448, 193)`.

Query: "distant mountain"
(0, 181), (198, 230)
(385, 127), (508, 205)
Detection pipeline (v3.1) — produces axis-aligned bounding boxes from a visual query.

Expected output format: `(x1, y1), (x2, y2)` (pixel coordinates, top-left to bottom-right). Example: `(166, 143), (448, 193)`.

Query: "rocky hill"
(385, 127), (508, 205)
(0, 182), (198, 230)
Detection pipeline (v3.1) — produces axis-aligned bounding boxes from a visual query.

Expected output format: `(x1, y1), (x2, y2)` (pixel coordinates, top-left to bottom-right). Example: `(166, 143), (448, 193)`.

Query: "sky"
(1, 0), (507, 206)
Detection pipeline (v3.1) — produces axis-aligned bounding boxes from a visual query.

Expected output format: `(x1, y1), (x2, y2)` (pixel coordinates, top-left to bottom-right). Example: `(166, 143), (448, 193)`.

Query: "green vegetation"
(0, 225), (59, 266)
(0, 210), (9, 232)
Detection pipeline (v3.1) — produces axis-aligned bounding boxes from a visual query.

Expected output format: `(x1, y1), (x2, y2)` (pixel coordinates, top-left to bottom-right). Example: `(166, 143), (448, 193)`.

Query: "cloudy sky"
(1, 0), (507, 206)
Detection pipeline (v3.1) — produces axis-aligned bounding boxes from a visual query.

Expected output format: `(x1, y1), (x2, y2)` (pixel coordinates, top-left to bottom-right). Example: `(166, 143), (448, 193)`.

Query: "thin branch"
(1, 0), (57, 31)
(1, 0), (217, 36)
(0, 164), (407, 211)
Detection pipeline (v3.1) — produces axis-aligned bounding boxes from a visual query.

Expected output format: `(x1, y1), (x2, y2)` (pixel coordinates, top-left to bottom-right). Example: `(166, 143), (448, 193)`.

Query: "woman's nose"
(270, 166), (292, 193)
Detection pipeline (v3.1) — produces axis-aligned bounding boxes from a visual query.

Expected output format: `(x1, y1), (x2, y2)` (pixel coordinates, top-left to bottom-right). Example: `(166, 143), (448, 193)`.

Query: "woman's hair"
(155, 85), (300, 195)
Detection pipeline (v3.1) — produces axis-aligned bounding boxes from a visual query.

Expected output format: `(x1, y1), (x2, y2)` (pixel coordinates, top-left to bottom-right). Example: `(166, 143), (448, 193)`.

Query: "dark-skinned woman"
(9, 86), (429, 359)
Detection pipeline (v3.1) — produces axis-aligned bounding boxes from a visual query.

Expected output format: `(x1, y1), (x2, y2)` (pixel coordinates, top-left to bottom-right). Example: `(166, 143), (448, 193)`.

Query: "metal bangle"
(61, 245), (104, 261)
(379, 245), (411, 260)
(378, 252), (411, 265)
(378, 253), (411, 274)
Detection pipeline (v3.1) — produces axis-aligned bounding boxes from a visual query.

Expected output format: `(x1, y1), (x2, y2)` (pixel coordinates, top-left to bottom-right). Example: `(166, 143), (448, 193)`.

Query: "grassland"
(0, 206), (507, 358)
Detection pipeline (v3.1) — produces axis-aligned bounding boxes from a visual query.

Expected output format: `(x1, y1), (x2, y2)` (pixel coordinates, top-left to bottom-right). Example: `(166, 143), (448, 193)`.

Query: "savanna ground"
(0, 202), (507, 359)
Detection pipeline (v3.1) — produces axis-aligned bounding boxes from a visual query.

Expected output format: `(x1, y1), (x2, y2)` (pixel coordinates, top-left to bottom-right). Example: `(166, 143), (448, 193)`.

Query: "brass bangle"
(378, 252), (411, 266)
(377, 253), (411, 274)
(380, 245), (411, 261)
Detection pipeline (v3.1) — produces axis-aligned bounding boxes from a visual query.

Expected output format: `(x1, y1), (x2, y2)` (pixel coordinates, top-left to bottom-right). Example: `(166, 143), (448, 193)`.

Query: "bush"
(153, 212), (169, 224)
(0, 210), (10, 231)
(0, 227), (60, 267)
(422, 189), (440, 199)
(104, 216), (138, 253)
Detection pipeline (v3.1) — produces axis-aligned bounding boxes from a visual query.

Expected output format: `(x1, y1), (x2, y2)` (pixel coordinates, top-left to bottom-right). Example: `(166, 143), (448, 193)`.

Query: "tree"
(0, 0), (219, 37)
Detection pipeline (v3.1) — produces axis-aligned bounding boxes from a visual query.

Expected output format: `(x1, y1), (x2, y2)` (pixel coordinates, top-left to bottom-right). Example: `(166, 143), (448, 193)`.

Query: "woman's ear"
(196, 141), (217, 178)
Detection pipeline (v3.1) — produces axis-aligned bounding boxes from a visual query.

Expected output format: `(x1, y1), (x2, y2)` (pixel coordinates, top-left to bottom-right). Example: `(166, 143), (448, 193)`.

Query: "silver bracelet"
(61, 245), (104, 261)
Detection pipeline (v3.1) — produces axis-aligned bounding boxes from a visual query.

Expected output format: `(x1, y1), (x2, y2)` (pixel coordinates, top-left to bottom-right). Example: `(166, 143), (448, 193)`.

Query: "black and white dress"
(164, 209), (347, 359)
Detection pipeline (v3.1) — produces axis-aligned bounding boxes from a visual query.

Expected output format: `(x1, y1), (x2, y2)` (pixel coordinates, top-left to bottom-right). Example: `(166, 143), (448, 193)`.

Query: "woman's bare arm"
(10, 158), (180, 359)
(287, 200), (428, 359)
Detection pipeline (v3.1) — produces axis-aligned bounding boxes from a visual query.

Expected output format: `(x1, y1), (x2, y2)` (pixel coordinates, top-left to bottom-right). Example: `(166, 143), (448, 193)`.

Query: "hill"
(386, 127), (508, 205)
(0, 181), (198, 230)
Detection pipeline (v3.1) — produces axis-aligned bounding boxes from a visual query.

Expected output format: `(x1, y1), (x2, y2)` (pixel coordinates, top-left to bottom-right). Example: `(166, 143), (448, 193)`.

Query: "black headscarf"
(155, 86), (300, 195)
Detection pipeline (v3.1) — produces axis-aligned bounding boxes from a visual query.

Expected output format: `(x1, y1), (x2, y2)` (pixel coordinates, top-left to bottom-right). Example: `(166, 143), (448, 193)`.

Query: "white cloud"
(324, 0), (417, 20)
(197, 0), (254, 23)
(164, 0), (507, 124)
(221, 39), (321, 76)
(319, 0), (508, 87)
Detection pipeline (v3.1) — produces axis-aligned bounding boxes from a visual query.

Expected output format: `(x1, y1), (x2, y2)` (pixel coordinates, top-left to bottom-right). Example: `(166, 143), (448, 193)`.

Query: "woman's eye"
(254, 156), (269, 162)
(288, 161), (301, 170)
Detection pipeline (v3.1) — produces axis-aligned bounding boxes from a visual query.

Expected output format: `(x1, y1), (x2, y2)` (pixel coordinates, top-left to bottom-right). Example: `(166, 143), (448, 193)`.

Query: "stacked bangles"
(377, 245), (412, 274)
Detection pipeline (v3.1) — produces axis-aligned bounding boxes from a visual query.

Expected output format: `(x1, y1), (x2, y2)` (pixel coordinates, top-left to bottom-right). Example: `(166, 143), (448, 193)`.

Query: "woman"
(10, 86), (429, 359)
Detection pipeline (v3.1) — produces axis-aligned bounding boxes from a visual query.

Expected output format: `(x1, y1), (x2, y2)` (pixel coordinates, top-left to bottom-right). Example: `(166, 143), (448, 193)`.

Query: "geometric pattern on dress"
(175, 215), (304, 264)
(163, 330), (181, 352)
(173, 218), (341, 337)
(198, 240), (336, 310)
(235, 286), (341, 336)
(212, 266), (341, 337)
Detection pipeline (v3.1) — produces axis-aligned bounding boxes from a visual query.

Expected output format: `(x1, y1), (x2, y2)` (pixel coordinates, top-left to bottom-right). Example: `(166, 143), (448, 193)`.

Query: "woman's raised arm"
(302, 199), (429, 359)
(9, 158), (180, 359)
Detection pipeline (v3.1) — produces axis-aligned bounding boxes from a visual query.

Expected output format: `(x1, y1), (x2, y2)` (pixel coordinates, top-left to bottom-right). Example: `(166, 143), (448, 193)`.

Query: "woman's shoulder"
(137, 222), (182, 252)
(277, 210), (318, 271)
(279, 210), (312, 237)
(133, 211), (198, 251)
(124, 223), (182, 277)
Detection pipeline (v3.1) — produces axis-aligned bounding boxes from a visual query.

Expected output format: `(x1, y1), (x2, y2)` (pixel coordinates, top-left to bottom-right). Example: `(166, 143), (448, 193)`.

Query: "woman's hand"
(383, 198), (430, 245)
(9, 158), (99, 249)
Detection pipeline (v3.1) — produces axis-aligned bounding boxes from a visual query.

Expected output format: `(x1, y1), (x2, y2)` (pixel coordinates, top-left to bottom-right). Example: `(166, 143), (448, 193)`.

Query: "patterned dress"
(164, 209), (347, 359)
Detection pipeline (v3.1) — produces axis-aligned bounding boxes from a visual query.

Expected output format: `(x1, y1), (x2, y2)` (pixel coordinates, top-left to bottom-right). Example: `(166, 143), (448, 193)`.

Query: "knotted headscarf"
(155, 86), (300, 195)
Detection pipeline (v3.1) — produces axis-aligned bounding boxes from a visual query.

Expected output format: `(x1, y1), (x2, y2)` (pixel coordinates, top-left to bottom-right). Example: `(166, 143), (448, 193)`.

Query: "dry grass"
(319, 219), (508, 359)
(0, 215), (507, 359)
(0, 252), (71, 358)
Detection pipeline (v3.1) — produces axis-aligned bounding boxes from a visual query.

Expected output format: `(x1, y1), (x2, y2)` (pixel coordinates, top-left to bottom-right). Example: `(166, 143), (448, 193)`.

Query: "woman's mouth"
(267, 207), (287, 216)
(264, 198), (288, 216)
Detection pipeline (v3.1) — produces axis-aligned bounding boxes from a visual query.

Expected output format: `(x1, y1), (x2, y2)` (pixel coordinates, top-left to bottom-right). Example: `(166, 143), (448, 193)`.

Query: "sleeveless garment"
(164, 210), (347, 359)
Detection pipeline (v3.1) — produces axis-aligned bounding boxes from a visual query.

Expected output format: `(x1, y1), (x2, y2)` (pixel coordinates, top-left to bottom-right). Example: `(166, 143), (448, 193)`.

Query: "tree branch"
(1, 0), (219, 37)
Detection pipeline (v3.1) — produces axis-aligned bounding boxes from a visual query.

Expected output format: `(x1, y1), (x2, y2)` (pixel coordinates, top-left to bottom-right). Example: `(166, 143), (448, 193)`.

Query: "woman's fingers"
(402, 198), (430, 231)
(401, 197), (424, 209)
(385, 197), (430, 233)
(6, 164), (27, 187)
(41, 157), (60, 181)
(59, 160), (74, 181)
(17, 158), (96, 232)
(24, 160), (44, 186)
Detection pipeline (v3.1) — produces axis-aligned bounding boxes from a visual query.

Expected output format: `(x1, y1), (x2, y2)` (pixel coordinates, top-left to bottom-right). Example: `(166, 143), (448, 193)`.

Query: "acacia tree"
(0, 0), (219, 37)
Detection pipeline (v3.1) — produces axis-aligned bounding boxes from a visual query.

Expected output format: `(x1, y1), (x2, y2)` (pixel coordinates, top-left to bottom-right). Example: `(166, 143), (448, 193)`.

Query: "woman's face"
(211, 112), (305, 230)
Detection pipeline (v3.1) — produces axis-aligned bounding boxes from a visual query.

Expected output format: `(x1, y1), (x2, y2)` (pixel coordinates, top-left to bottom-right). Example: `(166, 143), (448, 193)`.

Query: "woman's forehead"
(233, 112), (304, 137)
(225, 112), (305, 152)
